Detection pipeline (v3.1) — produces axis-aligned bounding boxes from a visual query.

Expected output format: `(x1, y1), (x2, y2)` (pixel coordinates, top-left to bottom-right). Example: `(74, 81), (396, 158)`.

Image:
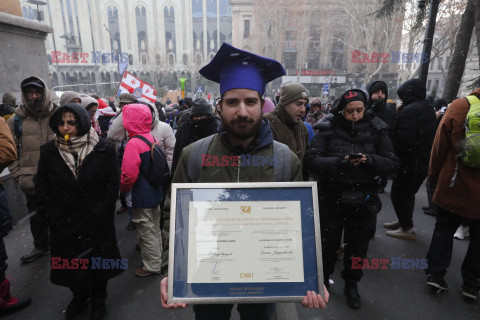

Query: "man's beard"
(221, 113), (262, 140)
(28, 99), (43, 110)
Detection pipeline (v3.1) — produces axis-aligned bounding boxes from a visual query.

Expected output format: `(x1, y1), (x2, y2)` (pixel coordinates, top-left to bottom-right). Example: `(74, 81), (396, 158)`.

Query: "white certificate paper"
(187, 201), (304, 283)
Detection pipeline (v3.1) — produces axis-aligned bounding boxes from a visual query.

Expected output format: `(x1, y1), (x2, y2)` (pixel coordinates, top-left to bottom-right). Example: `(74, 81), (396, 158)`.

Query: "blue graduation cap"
(199, 43), (286, 95)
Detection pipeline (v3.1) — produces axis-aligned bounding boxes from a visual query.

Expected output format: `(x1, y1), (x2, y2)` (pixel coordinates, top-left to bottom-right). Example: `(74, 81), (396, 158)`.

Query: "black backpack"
(130, 135), (170, 188)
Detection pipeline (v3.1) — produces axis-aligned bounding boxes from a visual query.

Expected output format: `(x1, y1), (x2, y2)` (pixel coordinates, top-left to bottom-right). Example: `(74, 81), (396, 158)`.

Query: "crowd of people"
(0, 43), (478, 320)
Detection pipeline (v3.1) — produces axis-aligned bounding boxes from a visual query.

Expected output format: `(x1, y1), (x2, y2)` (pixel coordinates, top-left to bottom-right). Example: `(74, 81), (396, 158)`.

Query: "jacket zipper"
(351, 122), (355, 153)
(237, 153), (241, 182)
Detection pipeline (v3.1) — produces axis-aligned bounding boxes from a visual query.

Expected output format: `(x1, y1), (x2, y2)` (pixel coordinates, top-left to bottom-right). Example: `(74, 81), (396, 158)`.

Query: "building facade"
(230, 0), (403, 98)
(21, 0), (233, 97)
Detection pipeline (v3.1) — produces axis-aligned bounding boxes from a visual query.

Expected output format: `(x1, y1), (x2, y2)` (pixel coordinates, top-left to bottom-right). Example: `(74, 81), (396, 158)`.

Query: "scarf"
(54, 127), (99, 178)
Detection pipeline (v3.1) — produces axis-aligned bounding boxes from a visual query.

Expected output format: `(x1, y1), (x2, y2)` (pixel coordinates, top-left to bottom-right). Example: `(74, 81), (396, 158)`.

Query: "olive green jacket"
(160, 121), (302, 273)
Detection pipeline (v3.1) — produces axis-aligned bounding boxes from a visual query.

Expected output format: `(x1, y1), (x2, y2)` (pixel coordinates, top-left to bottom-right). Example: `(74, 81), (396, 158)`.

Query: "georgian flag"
(118, 71), (157, 103)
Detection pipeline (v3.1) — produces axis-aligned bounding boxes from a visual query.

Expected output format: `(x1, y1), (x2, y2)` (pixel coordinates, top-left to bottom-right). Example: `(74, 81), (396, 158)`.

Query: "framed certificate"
(167, 182), (323, 304)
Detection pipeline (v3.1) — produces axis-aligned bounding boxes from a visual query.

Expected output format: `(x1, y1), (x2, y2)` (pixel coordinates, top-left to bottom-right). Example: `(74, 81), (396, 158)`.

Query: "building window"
(308, 29), (321, 69)
(330, 32), (345, 70)
(427, 79), (431, 91)
(244, 20), (250, 38)
(207, 0), (218, 52)
(164, 5), (176, 54)
(107, 5), (122, 56)
(192, 0), (203, 51)
(136, 6), (148, 55)
(283, 52), (297, 69)
(219, 0), (232, 45)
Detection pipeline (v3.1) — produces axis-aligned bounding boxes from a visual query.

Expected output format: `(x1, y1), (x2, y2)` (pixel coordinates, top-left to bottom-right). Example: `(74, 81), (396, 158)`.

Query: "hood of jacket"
(313, 114), (334, 131)
(218, 118), (274, 152)
(367, 80), (388, 113)
(269, 104), (299, 128)
(49, 103), (92, 136)
(367, 80), (389, 101)
(397, 78), (426, 106)
(123, 104), (152, 137)
(19, 76), (55, 119)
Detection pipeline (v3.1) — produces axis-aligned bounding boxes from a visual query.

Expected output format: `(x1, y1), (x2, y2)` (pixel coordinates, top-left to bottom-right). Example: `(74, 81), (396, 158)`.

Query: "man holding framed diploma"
(160, 43), (328, 319)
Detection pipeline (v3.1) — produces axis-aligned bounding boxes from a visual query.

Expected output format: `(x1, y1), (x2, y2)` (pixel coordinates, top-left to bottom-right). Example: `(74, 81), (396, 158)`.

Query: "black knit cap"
(184, 97), (194, 107)
(338, 89), (368, 111)
(49, 102), (92, 136)
(367, 81), (388, 98)
(191, 98), (213, 117)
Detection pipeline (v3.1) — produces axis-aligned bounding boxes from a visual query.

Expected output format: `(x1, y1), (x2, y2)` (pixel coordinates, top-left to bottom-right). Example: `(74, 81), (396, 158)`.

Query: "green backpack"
(461, 95), (480, 168)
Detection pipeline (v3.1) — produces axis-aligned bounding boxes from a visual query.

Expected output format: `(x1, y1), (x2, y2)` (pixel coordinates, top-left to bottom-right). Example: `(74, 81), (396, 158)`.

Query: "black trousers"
(320, 201), (373, 284)
(193, 303), (275, 320)
(390, 161), (428, 230)
(378, 176), (388, 191)
(25, 194), (49, 251)
(426, 207), (480, 288)
(425, 178), (439, 214)
(0, 239), (7, 282)
(70, 279), (108, 301)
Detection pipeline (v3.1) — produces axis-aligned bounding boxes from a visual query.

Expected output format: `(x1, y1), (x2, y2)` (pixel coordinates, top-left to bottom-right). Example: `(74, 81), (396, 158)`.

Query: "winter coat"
(173, 108), (191, 130)
(304, 113), (399, 194)
(34, 138), (122, 289)
(429, 88), (480, 220)
(107, 106), (175, 168)
(0, 118), (17, 238)
(161, 119), (303, 272)
(0, 104), (15, 121)
(393, 79), (437, 164)
(120, 104), (164, 208)
(366, 81), (397, 131)
(96, 106), (116, 137)
(157, 108), (167, 122)
(172, 118), (302, 183)
(171, 116), (220, 174)
(0, 118), (16, 182)
(264, 107), (308, 161)
(7, 76), (57, 195)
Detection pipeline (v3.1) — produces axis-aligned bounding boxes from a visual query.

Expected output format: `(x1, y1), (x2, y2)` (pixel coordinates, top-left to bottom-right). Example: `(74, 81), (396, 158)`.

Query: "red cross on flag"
(118, 71), (157, 103)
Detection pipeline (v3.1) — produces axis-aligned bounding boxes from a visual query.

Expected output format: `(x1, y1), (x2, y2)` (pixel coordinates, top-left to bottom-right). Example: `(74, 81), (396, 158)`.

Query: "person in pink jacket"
(120, 104), (163, 277)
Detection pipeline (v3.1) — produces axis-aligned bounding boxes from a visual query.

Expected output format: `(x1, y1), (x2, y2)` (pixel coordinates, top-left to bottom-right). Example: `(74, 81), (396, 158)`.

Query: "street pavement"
(2, 181), (479, 320)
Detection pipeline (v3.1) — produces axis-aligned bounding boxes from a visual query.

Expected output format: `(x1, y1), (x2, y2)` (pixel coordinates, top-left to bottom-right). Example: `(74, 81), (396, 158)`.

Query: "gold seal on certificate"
(187, 201), (304, 283)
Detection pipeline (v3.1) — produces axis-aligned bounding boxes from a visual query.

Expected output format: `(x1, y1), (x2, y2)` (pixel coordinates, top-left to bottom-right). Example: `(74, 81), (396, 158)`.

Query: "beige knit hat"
(60, 91), (81, 106)
(278, 83), (309, 108)
(118, 93), (136, 104)
(2, 93), (16, 107)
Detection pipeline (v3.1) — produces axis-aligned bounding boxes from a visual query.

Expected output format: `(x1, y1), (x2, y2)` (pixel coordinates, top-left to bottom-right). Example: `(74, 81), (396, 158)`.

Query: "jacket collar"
(218, 118), (273, 153)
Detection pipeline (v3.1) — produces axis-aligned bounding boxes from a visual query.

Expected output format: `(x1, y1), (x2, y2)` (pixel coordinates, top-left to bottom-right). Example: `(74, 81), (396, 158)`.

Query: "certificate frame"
(167, 182), (323, 304)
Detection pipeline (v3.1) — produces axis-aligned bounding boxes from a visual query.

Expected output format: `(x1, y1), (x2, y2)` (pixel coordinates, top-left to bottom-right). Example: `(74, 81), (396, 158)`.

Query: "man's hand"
(396, 100), (403, 112)
(301, 287), (329, 309)
(345, 154), (367, 167)
(160, 277), (188, 309)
